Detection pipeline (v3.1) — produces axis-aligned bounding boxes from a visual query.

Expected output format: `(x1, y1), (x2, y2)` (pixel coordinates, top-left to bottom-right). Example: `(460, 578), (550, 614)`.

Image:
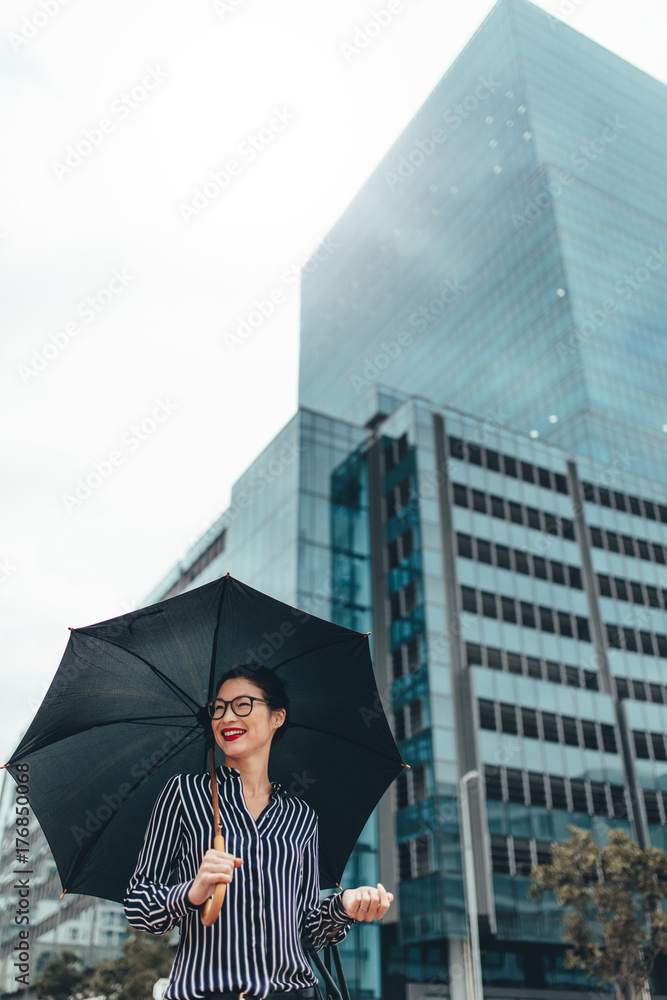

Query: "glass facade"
(298, 0), (667, 483)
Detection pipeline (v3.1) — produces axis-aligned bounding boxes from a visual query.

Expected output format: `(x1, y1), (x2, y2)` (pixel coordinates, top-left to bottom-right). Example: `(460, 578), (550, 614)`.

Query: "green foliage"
(89, 930), (175, 1000)
(36, 950), (84, 1000)
(530, 825), (667, 1000)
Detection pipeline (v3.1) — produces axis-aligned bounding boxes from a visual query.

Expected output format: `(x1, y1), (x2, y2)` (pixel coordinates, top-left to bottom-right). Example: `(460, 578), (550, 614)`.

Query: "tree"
(36, 950), (84, 1000)
(89, 930), (175, 1000)
(530, 825), (667, 1000)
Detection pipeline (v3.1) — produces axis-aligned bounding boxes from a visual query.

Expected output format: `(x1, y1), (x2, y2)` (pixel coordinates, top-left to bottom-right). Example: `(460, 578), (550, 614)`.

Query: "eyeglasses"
(207, 696), (270, 720)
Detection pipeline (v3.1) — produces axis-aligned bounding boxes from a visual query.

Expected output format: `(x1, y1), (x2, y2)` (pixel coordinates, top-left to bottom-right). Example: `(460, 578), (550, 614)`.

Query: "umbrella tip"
(60, 890), (67, 900)
(364, 632), (371, 637)
(225, 572), (230, 578)
(68, 626), (75, 631)
(401, 762), (411, 769)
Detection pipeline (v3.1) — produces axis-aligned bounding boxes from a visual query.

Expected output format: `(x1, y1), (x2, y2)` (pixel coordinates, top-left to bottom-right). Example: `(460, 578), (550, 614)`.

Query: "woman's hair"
(214, 663), (289, 742)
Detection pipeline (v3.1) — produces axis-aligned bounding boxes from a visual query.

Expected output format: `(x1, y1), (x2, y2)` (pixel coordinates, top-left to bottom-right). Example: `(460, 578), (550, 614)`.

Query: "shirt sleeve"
(300, 821), (354, 952)
(123, 775), (194, 934)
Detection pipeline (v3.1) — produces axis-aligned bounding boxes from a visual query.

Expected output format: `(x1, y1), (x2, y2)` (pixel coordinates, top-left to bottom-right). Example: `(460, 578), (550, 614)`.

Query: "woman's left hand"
(341, 883), (394, 922)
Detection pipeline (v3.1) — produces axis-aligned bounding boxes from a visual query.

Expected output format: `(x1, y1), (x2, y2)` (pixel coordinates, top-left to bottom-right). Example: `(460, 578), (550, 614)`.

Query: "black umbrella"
(5, 574), (404, 907)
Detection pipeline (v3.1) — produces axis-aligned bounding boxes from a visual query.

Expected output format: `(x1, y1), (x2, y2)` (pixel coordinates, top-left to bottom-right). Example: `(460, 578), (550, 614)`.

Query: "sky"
(1, 0), (666, 770)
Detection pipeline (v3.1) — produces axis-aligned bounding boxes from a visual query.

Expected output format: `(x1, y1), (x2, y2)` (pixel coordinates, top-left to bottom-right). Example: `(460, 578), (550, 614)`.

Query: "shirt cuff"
(166, 881), (199, 917)
(328, 890), (355, 926)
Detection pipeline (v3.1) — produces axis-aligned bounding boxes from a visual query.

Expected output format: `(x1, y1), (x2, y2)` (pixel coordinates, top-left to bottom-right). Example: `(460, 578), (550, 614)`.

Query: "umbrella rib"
(288, 721), (404, 766)
(76, 632), (202, 712)
(61, 724), (202, 894)
(207, 573), (230, 704)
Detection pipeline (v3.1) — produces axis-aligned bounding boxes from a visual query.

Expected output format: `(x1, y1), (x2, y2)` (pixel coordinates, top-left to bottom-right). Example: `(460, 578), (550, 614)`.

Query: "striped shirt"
(124, 766), (353, 999)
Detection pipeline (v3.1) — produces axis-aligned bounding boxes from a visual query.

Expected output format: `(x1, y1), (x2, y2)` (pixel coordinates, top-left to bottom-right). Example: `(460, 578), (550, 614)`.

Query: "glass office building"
(298, 0), (667, 483)
(145, 1), (667, 997)
(149, 392), (667, 998)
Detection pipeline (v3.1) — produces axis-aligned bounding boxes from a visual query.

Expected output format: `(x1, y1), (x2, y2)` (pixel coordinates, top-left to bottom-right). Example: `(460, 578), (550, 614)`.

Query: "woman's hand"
(187, 848), (243, 906)
(341, 883), (393, 922)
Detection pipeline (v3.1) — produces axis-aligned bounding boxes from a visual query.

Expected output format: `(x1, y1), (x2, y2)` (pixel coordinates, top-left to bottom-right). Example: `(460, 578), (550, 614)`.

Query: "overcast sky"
(1, 0), (666, 769)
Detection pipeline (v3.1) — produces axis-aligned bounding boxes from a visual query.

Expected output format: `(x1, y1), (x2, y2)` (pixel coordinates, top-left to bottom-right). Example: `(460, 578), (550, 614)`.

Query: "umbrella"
(5, 573), (405, 909)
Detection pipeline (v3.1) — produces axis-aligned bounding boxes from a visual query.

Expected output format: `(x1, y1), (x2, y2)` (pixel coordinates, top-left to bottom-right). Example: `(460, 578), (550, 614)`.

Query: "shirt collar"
(218, 765), (283, 795)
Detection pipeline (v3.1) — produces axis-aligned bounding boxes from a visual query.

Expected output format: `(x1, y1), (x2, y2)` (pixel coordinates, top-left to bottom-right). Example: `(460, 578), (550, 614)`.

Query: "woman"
(124, 664), (393, 1000)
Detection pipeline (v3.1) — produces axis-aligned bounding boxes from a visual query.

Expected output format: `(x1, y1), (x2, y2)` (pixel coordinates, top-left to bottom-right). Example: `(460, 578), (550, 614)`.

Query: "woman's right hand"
(187, 849), (243, 906)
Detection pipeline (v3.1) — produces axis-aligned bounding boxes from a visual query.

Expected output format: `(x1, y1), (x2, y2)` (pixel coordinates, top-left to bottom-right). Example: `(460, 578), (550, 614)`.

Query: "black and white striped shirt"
(124, 766), (353, 999)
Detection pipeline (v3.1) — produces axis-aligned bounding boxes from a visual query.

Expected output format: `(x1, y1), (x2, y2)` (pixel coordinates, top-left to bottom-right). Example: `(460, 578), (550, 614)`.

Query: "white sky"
(1, 0), (666, 767)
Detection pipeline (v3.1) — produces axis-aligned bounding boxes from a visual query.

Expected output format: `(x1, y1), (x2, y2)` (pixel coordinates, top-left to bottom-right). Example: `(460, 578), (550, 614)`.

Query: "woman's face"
(211, 677), (285, 757)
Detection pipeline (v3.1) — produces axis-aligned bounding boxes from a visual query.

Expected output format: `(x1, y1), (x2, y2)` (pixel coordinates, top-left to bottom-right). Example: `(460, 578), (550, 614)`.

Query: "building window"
(479, 700), (496, 730)
(509, 501), (523, 524)
(513, 838), (533, 876)
(581, 721), (598, 750)
(461, 587), (477, 613)
(520, 602), (536, 628)
(472, 489), (487, 513)
(453, 483), (468, 507)
(415, 837), (430, 877)
(570, 780), (588, 813)
(506, 769), (525, 803)
(481, 592), (498, 618)
(500, 704), (518, 735)
(412, 763), (426, 800)
(541, 713), (558, 742)
(633, 731), (650, 759)
(501, 596), (517, 623)
(528, 772), (546, 806)
(549, 776), (568, 810)
(496, 543), (511, 568)
(521, 708), (538, 739)
(476, 539), (492, 563)
(491, 836), (511, 874)
(457, 533), (473, 558)
(398, 842), (412, 880)
(490, 495), (505, 518)
(600, 724), (617, 753)
(485, 768), (503, 800)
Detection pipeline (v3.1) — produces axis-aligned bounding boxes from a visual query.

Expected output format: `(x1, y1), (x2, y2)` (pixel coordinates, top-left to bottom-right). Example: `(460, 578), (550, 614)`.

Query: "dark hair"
(214, 663), (289, 742)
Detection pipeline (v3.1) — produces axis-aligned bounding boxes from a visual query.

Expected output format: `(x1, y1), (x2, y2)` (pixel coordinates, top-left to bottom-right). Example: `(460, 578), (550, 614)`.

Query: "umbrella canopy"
(6, 574), (404, 902)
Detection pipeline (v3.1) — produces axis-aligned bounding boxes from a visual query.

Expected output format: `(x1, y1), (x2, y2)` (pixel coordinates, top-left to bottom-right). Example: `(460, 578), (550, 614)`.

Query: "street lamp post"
(460, 770), (484, 1000)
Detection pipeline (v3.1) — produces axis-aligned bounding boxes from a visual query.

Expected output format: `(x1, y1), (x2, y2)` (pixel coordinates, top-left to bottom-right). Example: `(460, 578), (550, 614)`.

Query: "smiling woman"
(124, 662), (393, 1000)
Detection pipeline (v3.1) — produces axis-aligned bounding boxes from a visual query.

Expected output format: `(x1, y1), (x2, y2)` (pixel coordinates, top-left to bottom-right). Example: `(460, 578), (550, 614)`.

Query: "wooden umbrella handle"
(201, 746), (226, 926)
(201, 833), (226, 926)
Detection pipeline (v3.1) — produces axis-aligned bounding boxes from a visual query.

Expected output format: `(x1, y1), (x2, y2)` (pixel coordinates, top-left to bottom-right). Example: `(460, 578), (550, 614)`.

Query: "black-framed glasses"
(207, 696), (270, 720)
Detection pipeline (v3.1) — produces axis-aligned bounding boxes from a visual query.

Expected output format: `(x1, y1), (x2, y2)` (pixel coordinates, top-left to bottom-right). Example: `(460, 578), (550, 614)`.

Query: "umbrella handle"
(201, 833), (227, 926)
